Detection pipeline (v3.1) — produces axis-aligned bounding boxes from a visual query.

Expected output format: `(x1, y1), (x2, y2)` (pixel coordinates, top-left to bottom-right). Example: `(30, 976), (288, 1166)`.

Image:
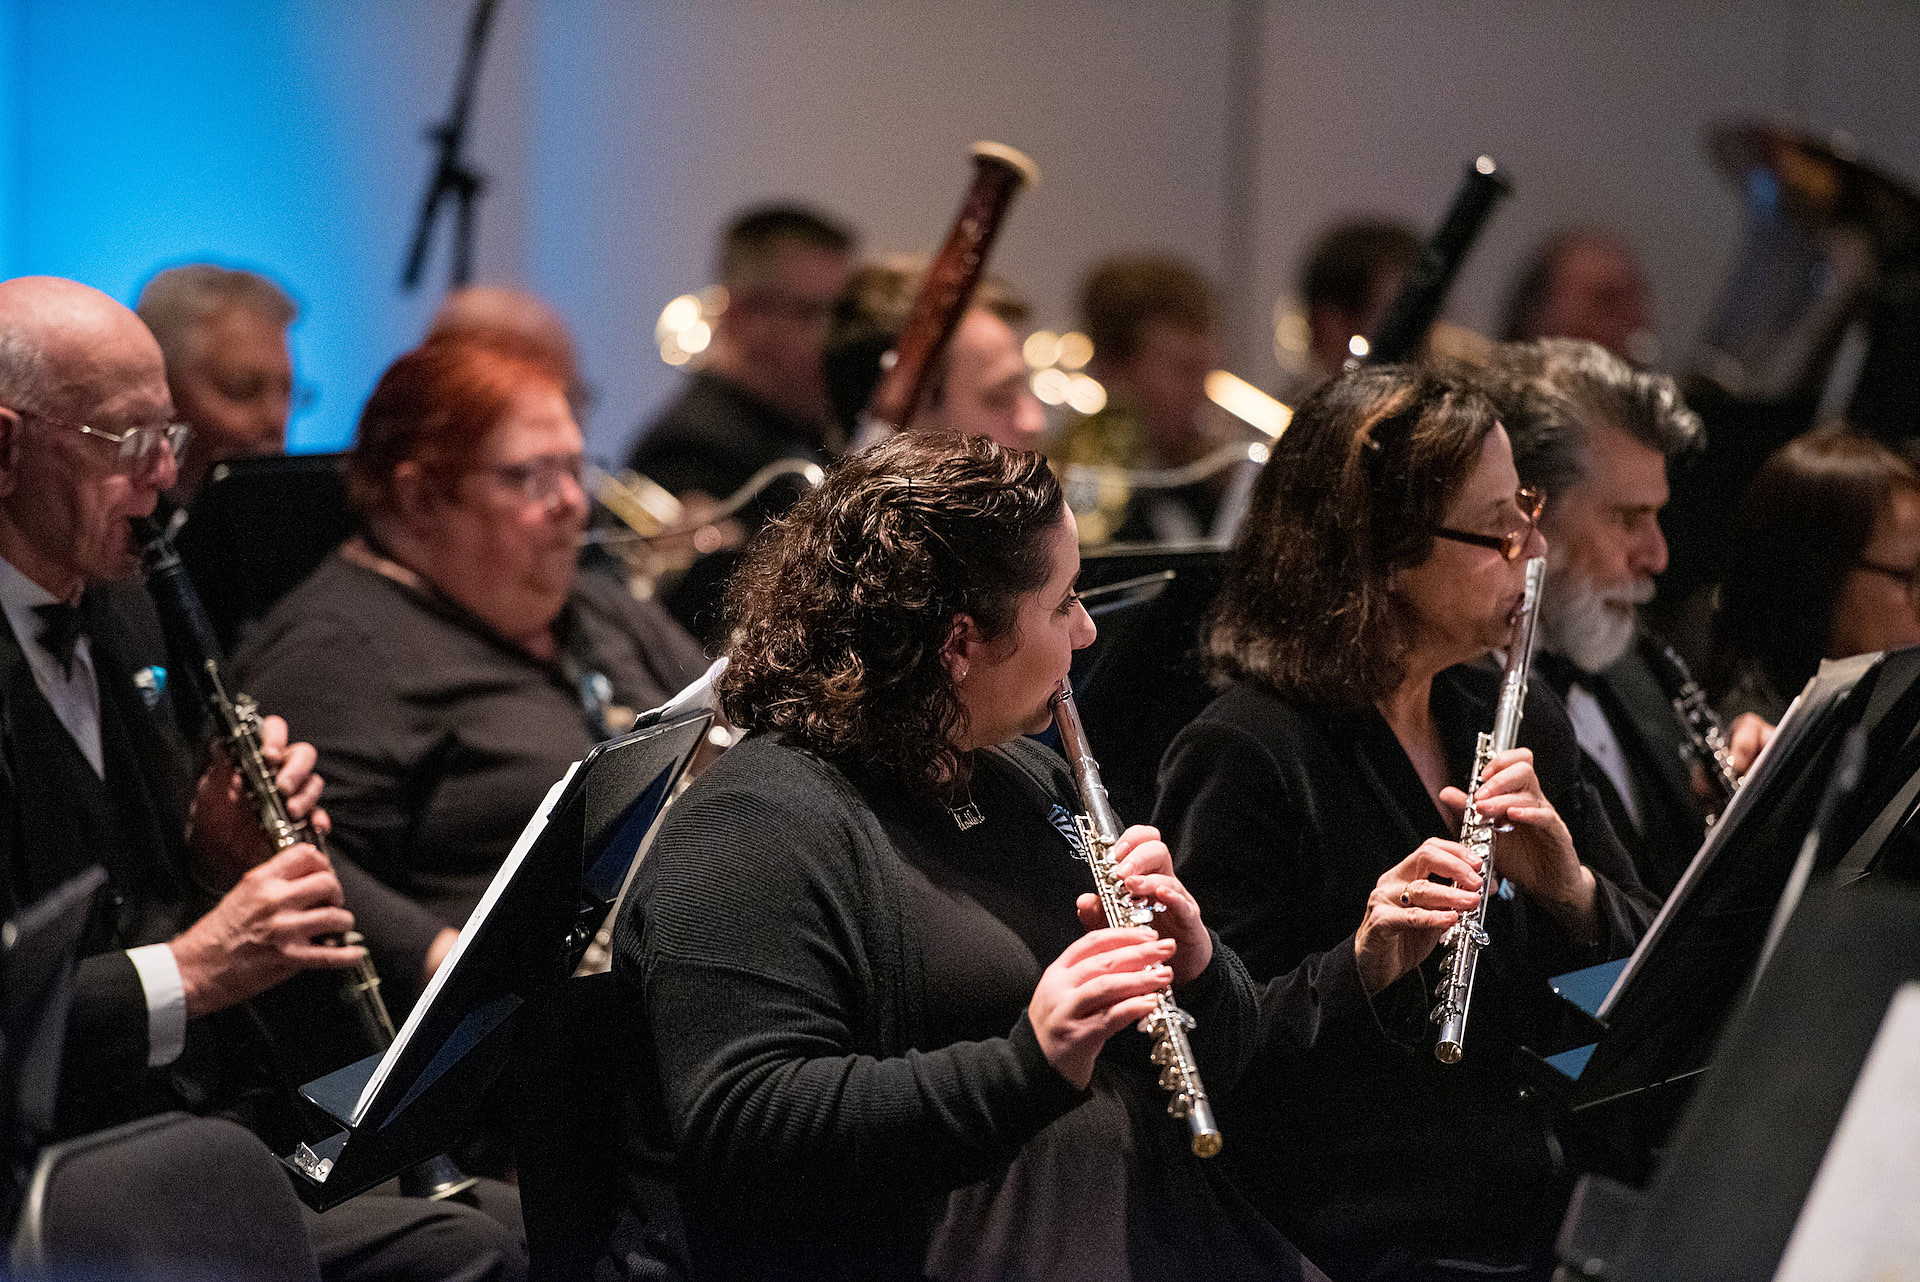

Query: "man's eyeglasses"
(11, 408), (189, 474)
(1433, 486), (1546, 562)
(479, 453), (584, 507)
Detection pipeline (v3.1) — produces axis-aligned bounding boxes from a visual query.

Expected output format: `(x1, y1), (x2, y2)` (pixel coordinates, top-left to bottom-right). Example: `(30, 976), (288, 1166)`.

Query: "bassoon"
(1364, 155), (1512, 366)
(856, 141), (1040, 446)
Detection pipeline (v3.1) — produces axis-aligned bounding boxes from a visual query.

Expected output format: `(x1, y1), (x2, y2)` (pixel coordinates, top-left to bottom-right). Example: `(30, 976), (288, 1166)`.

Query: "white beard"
(1542, 562), (1655, 674)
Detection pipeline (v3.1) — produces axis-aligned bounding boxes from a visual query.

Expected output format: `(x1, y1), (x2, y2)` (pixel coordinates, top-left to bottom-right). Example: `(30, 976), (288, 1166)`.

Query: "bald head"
(431, 287), (579, 380)
(0, 276), (175, 598)
(0, 276), (170, 424)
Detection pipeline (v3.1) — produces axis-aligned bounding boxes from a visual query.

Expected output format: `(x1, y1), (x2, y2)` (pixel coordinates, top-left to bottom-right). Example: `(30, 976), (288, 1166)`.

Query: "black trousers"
(302, 1179), (528, 1282)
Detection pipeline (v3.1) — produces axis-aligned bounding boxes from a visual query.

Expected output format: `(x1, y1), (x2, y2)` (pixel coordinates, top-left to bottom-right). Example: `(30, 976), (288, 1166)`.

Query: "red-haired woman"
(236, 334), (707, 926)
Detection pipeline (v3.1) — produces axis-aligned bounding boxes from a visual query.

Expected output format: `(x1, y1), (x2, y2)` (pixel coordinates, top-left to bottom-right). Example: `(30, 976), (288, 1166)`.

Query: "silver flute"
(1432, 556), (1547, 1065)
(1052, 679), (1222, 1157)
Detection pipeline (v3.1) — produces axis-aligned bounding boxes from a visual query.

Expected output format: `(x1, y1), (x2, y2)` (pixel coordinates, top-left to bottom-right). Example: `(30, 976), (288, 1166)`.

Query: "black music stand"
(174, 453), (357, 653)
(1, 867), (108, 1235)
(280, 709), (711, 1210)
(1557, 882), (1920, 1281)
(1535, 646), (1920, 1119)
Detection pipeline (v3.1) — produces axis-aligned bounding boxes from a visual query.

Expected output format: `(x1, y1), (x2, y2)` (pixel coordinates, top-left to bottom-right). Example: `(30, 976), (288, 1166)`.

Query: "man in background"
(1296, 219), (1420, 387)
(431, 283), (591, 418)
(1489, 338), (1767, 897)
(821, 255), (1045, 451)
(626, 204), (856, 512)
(1500, 228), (1656, 365)
(136, 264), (298, 502)
(1051, 253), (1243, 544)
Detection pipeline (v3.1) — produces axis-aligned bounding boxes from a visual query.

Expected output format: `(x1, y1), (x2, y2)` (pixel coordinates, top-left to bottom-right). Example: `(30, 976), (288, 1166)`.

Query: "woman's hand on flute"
(1355, 839), (1482, 996)
(1029, 928), (1176, 1089)
(1442, 746), (1598, 946)
(1076, 824), (1213, 984)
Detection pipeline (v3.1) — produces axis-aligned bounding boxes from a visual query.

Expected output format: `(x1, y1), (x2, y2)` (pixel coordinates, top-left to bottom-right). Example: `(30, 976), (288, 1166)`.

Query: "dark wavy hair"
(1710, 425), (1920, 704)
(1207, 362), (1502, 710)
(719, 431), (1065, 796)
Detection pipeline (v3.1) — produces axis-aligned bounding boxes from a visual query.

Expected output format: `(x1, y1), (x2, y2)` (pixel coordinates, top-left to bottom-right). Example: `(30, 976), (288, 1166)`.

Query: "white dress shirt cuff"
(126, 943), (187, 1067)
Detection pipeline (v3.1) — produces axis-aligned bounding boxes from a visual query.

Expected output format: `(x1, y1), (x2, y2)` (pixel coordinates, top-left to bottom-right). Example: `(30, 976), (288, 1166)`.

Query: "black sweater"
(1154, 664), (1658, 1278)
(611, 733), (1316, 1282)
(236, 552), (708, 925)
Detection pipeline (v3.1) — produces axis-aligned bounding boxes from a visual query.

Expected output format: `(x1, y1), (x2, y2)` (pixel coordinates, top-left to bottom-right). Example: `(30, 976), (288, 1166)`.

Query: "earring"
(955, 661), (969, 682)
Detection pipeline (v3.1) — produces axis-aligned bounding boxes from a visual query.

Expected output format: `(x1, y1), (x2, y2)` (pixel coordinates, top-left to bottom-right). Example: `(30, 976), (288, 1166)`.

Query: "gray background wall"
(2, 0), (1915, 458)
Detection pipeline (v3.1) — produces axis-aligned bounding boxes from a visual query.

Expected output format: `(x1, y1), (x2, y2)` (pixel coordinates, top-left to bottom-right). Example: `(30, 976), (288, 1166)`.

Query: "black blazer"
(1536, 630), (1717, 899)
(0, 582), (442, 1138)
(1153, 663), (1658, 1276)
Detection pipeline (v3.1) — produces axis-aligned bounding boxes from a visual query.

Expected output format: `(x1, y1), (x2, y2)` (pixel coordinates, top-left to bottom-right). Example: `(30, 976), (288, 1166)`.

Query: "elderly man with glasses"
(0, 275), (526, 1282)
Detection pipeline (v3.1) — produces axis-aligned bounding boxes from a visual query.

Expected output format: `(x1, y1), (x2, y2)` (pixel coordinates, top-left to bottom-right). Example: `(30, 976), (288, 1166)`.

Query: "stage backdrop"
(1, 0), (1915, 459)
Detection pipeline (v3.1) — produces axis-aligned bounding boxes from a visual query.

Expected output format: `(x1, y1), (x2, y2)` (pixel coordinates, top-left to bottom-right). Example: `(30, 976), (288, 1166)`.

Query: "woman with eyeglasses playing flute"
(1153, 364), (1657, 1282)
(605, 432), (1323, 1281)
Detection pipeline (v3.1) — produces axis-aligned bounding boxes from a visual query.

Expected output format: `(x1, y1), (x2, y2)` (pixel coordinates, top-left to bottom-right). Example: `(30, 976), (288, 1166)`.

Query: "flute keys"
(1150, 1039), (1176, 1066)
(1160, 1066), (1187, 1091)
(1167, 1092), (1193, 1119)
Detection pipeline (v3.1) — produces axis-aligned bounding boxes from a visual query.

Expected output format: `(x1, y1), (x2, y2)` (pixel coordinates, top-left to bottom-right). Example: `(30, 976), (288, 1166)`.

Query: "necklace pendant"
(949, 800), (986, 831)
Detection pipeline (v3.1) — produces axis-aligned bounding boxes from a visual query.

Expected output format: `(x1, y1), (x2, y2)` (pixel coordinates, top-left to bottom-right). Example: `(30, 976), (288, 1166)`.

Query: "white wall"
(2, 1), (1916, 459)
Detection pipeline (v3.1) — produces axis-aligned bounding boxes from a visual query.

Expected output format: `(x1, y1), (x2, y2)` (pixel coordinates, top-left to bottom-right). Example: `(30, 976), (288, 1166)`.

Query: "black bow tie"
(32, 601), (87, 679)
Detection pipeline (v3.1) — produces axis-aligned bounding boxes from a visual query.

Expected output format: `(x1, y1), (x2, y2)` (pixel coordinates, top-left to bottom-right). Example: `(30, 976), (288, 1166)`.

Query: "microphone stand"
(401, 0), (500, 292)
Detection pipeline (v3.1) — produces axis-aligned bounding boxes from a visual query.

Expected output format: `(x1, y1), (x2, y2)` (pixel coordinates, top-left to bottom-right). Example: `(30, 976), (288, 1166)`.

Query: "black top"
(1153, 664), (1658, 1279)
(610, 733), (1315, 1282)
(626, 372), (834, 646)
(234, 552), (709, 926)
(626, 371), (828, 525)
(1535, 631), (1717, 899)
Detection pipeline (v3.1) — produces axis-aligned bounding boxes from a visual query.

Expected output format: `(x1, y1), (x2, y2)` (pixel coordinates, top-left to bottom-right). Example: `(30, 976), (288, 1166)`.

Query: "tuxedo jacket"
(0, 581), (442, 1140)
(1536, 629), (1717, 899)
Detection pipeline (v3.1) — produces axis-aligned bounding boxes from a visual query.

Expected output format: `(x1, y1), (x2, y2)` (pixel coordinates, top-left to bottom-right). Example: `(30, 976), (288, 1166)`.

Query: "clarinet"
(131, 517), (478, 1201)
(1432, 556), (1546, 1065)
(856, 141), (1040, 445)
(1638, 634), (1741, 825)
(1052, 679), (1222, 1158)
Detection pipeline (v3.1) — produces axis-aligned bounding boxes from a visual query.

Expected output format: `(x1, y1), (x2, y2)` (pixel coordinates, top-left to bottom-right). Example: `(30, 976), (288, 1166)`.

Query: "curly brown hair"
(1208, 362), (1501, 710)
(719, 431), (1065, 796)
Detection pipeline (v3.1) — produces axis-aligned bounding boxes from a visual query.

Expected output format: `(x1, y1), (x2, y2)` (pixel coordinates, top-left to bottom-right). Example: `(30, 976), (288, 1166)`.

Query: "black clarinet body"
(1639, 634), (1741, 824)
(131, 516), (477, 1201)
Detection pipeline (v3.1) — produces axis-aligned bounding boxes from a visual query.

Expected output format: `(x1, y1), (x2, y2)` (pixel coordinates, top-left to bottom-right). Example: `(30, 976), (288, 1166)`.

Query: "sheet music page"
(1774, 982), (1920, 1282)
(349, 764), (579, 1125)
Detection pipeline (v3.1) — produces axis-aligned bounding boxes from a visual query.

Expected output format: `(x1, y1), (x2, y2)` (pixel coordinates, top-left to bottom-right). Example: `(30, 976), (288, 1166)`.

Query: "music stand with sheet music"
(1557, 882), (1920, 1280)
(280, 708), (712, 1210)
(1534, 646), (1920, 1120)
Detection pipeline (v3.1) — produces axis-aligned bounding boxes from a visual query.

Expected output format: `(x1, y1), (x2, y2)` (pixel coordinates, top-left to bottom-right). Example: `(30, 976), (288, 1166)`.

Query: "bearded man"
(1488, 339), (1770, 897)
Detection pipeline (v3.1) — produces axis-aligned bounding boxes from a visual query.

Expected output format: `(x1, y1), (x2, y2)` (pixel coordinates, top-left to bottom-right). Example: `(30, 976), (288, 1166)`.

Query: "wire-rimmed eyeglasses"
(1432, 486), (1546, 562)
(10, 407), (189, 475)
